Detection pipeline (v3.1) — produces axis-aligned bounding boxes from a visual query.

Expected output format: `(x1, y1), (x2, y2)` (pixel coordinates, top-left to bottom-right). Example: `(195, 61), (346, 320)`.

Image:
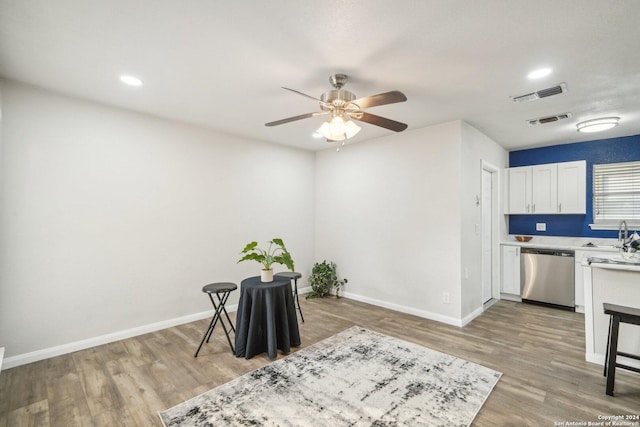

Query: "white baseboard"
(298, 286), (312, 295)
(3, 304), (237, 370)
(586, 352), (604, 366)
(462, 306), (485, 327)
(3, 289), (487, 370)
(341, 291), (472, 327)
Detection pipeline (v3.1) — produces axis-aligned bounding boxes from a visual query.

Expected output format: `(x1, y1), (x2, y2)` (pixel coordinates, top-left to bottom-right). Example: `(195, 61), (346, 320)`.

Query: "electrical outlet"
(443, 292), (450, 304)
(536, 223), (546, 232)
(464, 267), (469, 279)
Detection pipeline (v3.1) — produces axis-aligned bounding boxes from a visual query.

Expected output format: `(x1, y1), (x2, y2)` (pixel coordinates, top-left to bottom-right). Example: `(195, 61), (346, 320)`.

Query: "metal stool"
(275, 271), (304, 323)
(603, 303), (640, 396)
(194, 282), (237, 357)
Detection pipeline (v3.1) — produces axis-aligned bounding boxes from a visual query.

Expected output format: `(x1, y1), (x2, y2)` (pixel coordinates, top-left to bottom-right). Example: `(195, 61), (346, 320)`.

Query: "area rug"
(159, 326), (501, 426)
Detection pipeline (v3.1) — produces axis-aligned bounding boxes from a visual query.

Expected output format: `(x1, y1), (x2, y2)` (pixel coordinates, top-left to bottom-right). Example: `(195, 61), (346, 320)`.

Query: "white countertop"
(501, 235), (619, 251)
(582, 254), (640, 272)
(586, 262), (640, 272)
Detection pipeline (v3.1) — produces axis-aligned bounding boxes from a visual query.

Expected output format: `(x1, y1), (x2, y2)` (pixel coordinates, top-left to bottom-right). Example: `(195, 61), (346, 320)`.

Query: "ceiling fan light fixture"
(316, 116), (361, 141)
(344, 119), (362, 139)
(576, 117), (620, 133)
(266, 74), (406, 142)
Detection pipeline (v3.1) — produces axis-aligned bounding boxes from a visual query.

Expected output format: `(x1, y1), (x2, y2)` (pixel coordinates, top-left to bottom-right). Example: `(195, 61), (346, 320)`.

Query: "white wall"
(460, 122), (509, 319)
(315, 121), (508, 325)
(315, 122), (464, 323)
(0, 80), (315, 362)
(0, 80), (508, 366)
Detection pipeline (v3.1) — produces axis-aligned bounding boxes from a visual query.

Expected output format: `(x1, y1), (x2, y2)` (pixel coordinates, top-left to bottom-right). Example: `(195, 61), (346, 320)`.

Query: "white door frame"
(481, 160), (501, 305)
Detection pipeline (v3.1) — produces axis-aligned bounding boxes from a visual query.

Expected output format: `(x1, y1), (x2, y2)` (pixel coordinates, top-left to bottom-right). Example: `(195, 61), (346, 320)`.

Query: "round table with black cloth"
(234, 276), (301, 359)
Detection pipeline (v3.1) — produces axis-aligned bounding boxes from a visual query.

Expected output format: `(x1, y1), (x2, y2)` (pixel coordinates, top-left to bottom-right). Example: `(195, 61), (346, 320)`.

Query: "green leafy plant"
(237, 238), (295, 271)
(306, 260), (348, 299)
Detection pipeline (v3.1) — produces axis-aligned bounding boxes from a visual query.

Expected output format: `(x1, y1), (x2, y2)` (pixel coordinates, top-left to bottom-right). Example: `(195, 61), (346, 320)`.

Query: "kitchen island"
(582, 256), (640, 367)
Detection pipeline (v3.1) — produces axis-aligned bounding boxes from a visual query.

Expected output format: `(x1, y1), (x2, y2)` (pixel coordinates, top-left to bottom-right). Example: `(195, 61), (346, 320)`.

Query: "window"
(593, 160), (640, 226)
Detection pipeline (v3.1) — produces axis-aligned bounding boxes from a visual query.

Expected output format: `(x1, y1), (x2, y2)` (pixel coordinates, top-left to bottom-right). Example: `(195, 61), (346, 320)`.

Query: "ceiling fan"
(265, 74), (408, 144)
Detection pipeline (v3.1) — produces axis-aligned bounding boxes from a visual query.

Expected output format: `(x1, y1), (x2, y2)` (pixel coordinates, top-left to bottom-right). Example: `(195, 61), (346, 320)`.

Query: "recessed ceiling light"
(527, 68), (552, 79)
(576, 117), (620, 133)
(119, 75), (143, 86)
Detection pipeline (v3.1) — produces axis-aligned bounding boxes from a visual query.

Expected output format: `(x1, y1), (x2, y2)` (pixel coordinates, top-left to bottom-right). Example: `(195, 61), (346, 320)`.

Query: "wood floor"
(0, 298), (638, 426)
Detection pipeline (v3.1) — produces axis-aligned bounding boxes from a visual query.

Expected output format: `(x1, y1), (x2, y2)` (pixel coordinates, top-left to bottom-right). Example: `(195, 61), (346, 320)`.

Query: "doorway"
(481, 161), (499, 305)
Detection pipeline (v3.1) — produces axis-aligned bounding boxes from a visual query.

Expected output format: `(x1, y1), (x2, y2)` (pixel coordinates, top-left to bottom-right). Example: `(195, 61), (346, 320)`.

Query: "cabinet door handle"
(516, 247), (519, 256)
(532, 204), (535, 213)
(559, 203), (562, 213)
(527, 204), (530, 213)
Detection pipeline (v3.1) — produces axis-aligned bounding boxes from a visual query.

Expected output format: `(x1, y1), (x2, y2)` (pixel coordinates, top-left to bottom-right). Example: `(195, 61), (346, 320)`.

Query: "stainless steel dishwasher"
(520, 248), (575, 311)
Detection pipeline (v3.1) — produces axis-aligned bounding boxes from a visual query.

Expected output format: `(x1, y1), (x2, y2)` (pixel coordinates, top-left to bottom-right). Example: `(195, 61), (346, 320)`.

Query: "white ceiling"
(2, 0), (640, 151)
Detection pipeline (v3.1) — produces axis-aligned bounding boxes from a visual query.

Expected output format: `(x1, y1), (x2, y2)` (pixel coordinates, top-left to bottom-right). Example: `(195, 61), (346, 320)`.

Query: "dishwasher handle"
(520, 248), (575, 257)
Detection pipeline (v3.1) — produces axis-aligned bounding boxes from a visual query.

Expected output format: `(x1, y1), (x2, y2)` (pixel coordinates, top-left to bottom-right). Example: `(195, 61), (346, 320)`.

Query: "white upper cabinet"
(531, 164), (558, 214)
(508, 166), (531, 214)
(506, 160), (586, 215)
(557, 160), (587, 214)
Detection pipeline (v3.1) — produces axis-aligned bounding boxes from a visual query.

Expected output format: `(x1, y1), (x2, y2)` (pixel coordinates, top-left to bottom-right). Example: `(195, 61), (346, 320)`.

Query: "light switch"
(536, 223), (546, 231)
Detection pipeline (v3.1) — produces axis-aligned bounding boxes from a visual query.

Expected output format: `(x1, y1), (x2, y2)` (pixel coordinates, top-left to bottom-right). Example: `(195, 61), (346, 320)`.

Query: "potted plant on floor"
(306, 260), (348, 299)
(237, 238), (295, 282)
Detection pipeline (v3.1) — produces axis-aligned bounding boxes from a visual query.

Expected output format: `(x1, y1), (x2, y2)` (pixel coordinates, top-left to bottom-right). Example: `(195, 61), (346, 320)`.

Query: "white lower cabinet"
(501, 245), (521, 296)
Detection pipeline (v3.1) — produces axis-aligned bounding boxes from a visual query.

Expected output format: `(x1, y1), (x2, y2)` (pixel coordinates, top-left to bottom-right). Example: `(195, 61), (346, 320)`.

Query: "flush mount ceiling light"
(119, 75), (143, 86)
(527, 67), (552, 79)
(576, 117), (620, 133)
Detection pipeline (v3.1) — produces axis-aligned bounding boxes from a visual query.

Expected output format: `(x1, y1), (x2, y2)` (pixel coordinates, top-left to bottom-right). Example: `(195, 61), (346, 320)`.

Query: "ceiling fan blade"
(265, 112), (326, 127)
(282, 87), (333, 109)
(282, 87), (322, 102)
(353, 112), (408, 132)
(351, 91), (407, 109)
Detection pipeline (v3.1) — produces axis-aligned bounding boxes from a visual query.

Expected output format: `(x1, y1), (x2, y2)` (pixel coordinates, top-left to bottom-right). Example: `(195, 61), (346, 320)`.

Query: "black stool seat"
(203, 282), (237, 294)
(194, 282), (237, 357)
(603, 303), (640, 396)
(275, 272), (304, 323)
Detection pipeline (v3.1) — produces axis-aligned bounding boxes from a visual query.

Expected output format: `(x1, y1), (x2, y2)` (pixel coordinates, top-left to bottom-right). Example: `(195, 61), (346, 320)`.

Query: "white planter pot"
(261, 268), (274, 282)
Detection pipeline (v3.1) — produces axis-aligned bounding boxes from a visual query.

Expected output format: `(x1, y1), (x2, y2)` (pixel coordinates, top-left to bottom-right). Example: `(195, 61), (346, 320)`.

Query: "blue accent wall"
(508, 134), (640, 238)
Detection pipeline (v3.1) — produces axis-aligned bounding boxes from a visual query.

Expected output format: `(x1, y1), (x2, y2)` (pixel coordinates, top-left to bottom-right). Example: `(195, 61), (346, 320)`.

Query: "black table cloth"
(235, 276), (301, 359)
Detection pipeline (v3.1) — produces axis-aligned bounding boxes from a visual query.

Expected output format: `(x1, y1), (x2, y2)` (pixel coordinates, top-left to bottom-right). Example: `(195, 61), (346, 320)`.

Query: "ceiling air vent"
(527, 112), (572, 126)
(512, 83), (568, 103)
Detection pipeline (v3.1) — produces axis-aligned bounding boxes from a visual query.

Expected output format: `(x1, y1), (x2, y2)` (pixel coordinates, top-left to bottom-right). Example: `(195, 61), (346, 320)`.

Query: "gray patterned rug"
(159, 326), (501, 426)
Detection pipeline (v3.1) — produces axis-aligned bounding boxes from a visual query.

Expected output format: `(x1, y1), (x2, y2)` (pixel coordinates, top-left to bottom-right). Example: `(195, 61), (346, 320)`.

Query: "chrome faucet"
(618, 220), (628, 245)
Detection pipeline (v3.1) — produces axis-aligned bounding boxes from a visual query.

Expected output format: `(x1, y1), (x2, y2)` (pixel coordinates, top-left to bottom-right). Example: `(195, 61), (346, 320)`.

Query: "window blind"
(593, 160), (640, 223)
